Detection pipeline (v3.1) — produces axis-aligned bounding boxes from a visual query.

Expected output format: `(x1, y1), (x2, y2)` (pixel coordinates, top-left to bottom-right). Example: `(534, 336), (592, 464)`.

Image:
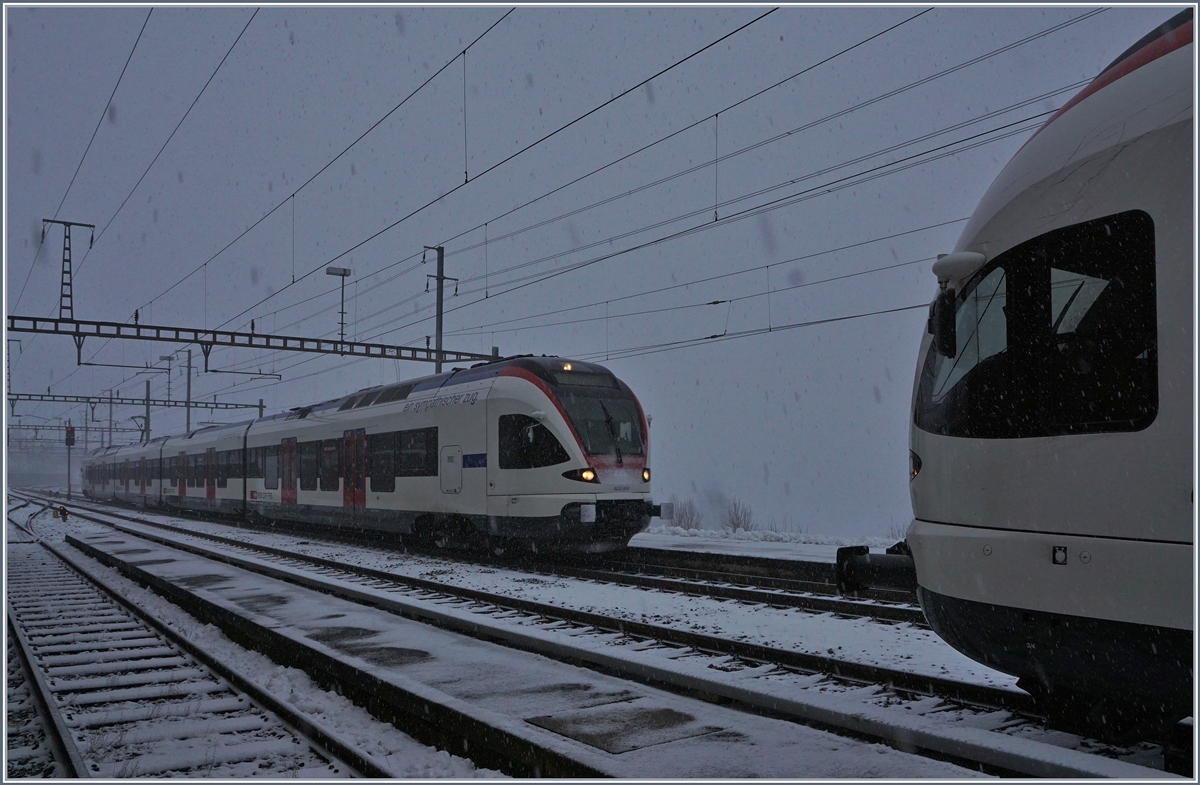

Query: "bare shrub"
(670, 494), (703, 530)
(725, 497), (755, 532)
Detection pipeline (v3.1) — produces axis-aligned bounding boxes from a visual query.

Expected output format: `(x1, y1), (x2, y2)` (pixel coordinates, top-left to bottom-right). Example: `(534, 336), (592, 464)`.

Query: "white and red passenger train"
(908, 10), (1193, 736)
(82, 356), (669, 554)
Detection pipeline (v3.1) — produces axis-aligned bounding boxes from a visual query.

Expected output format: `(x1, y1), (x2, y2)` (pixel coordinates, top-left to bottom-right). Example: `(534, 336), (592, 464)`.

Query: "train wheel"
(487, 537), (509, 559)
(431, 528), (452, 549)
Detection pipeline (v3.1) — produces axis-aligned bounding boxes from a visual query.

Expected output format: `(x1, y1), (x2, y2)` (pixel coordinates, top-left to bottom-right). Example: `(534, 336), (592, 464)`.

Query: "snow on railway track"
(5, 541), (362, 778)
(24, 493), (1172, 777)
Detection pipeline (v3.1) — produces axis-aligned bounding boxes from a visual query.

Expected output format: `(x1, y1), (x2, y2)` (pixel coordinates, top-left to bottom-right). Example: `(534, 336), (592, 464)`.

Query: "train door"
(178, 452), (187, 497)
(123, 460), (130, 493)
(206, 448), (217, 500)
(440, 446), (462, 494)
(281, 438), (298, 505)
(138, 458), (146, 495)
(342, 429), (366, 511)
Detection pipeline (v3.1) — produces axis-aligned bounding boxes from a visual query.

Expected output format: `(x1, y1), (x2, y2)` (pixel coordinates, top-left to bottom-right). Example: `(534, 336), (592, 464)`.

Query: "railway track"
(4, 532), (383, 777)
(21, 492), (1169, 777)
(7, 617), (65, 778)
(59, 492), (923, 626)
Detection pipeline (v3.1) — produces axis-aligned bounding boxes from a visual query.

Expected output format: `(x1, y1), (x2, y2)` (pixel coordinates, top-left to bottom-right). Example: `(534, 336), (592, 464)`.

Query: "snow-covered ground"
(10, 496), (1168, 777)
(631, 522), (900, 562)
(59, 502), (1017, 690)
(8, 502), (497, 779)
(55, 518), (989, 778)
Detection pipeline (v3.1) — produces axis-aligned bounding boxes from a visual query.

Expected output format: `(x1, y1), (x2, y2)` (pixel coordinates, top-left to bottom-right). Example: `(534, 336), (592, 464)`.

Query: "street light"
(326, 266), (352, 352)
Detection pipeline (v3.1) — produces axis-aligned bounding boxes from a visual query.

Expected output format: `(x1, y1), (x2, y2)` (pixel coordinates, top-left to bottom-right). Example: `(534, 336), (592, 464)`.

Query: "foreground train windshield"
(556, 387), (645, 456)
(915, 210), (1157, 438)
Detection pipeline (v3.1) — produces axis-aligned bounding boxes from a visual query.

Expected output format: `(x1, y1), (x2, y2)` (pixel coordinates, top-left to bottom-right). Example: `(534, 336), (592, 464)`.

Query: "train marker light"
(563, 362), (572, 371)
(642, 468), (651, 482)
(909, 450), (921, 481)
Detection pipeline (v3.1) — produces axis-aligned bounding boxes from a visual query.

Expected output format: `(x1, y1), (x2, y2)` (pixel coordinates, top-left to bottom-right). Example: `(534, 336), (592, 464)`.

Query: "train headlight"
(563, 467), (599, 483)
(642, 468), (651, 482)
(909, 450), (921, 481)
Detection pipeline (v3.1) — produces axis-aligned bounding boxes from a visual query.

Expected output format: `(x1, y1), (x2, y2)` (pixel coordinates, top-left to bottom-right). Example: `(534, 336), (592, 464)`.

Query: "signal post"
(65, 420), (76, 500)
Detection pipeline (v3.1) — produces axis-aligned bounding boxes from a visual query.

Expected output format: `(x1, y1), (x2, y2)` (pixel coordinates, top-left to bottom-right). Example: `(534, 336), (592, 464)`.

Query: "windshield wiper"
(598, 400), (623, 465)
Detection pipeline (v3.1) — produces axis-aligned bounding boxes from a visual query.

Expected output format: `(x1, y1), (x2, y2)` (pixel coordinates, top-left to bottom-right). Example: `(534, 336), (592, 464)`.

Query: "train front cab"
(907, 19), (1193, 739)
(485, 361), (656, 553)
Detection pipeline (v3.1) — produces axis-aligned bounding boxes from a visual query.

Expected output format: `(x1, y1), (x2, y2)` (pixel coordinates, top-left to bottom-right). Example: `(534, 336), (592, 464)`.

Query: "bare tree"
(725, 497), (754, 532)
(670, 494), (703, 530)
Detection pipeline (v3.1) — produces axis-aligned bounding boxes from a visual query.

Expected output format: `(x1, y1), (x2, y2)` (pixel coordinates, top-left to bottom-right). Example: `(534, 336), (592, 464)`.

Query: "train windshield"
(555, 387), (645, 457)
(915, 210), (1157, 438)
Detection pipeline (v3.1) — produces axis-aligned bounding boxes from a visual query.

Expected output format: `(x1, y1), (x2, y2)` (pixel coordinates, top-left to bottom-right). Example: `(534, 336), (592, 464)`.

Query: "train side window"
(367, 433), (396, 493)
(264, 446), (279, 489)
(375, 384), (414, 405)
(246, 447), (264, 479)
(499, 414), (571, 469)
(319, 440), (340, 491)
(915, 210), (1156, 437)
(398, 427), (438, 477)
(299, 441), (319, 491)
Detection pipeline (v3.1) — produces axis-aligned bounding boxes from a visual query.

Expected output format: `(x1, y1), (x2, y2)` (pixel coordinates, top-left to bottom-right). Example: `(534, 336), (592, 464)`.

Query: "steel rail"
(7, 539), (365, 778)
(62, 491), (923, 626)
(56, 510), (1168, 778)
(54, 498), (1031, 714)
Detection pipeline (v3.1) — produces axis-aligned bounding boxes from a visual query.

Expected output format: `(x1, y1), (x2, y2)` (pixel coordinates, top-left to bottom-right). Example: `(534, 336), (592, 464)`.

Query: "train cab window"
(264, 446), (279, 490)
(367, 433), (396, 493)
(555, 390), (645, 458)
(499, 414), (571, 469)
(299, 442), (319, 491)
(397, 427), (438, 477)
(319, 440), (340, 491)
(916, 210), (1157, 438)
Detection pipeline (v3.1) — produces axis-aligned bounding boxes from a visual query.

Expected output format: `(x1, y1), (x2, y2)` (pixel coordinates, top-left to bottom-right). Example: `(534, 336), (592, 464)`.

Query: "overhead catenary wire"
(216, 9), (1098, 347)
(63, 8), (518, 384)
(74, 8), (260, 277)
(228, 71), (1081, 347)
(214, 8), (780, 332)
(11, 7), (153, 355)
(130, 8), (516, 315)
(171, 102), (1048, 391)
(39, 10), (1110, 422)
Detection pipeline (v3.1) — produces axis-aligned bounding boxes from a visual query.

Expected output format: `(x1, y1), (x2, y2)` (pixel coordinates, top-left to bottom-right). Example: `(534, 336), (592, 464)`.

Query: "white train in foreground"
(82, 356), (669, 554)
(909, 10), (1193, 736)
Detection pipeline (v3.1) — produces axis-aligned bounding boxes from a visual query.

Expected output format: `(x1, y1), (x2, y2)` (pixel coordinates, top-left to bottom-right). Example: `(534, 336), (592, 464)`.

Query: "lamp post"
(326, 266), (352, 353)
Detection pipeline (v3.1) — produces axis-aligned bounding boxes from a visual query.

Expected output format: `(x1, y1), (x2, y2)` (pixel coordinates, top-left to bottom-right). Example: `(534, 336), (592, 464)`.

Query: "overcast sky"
(4, 5), (1183, 535)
